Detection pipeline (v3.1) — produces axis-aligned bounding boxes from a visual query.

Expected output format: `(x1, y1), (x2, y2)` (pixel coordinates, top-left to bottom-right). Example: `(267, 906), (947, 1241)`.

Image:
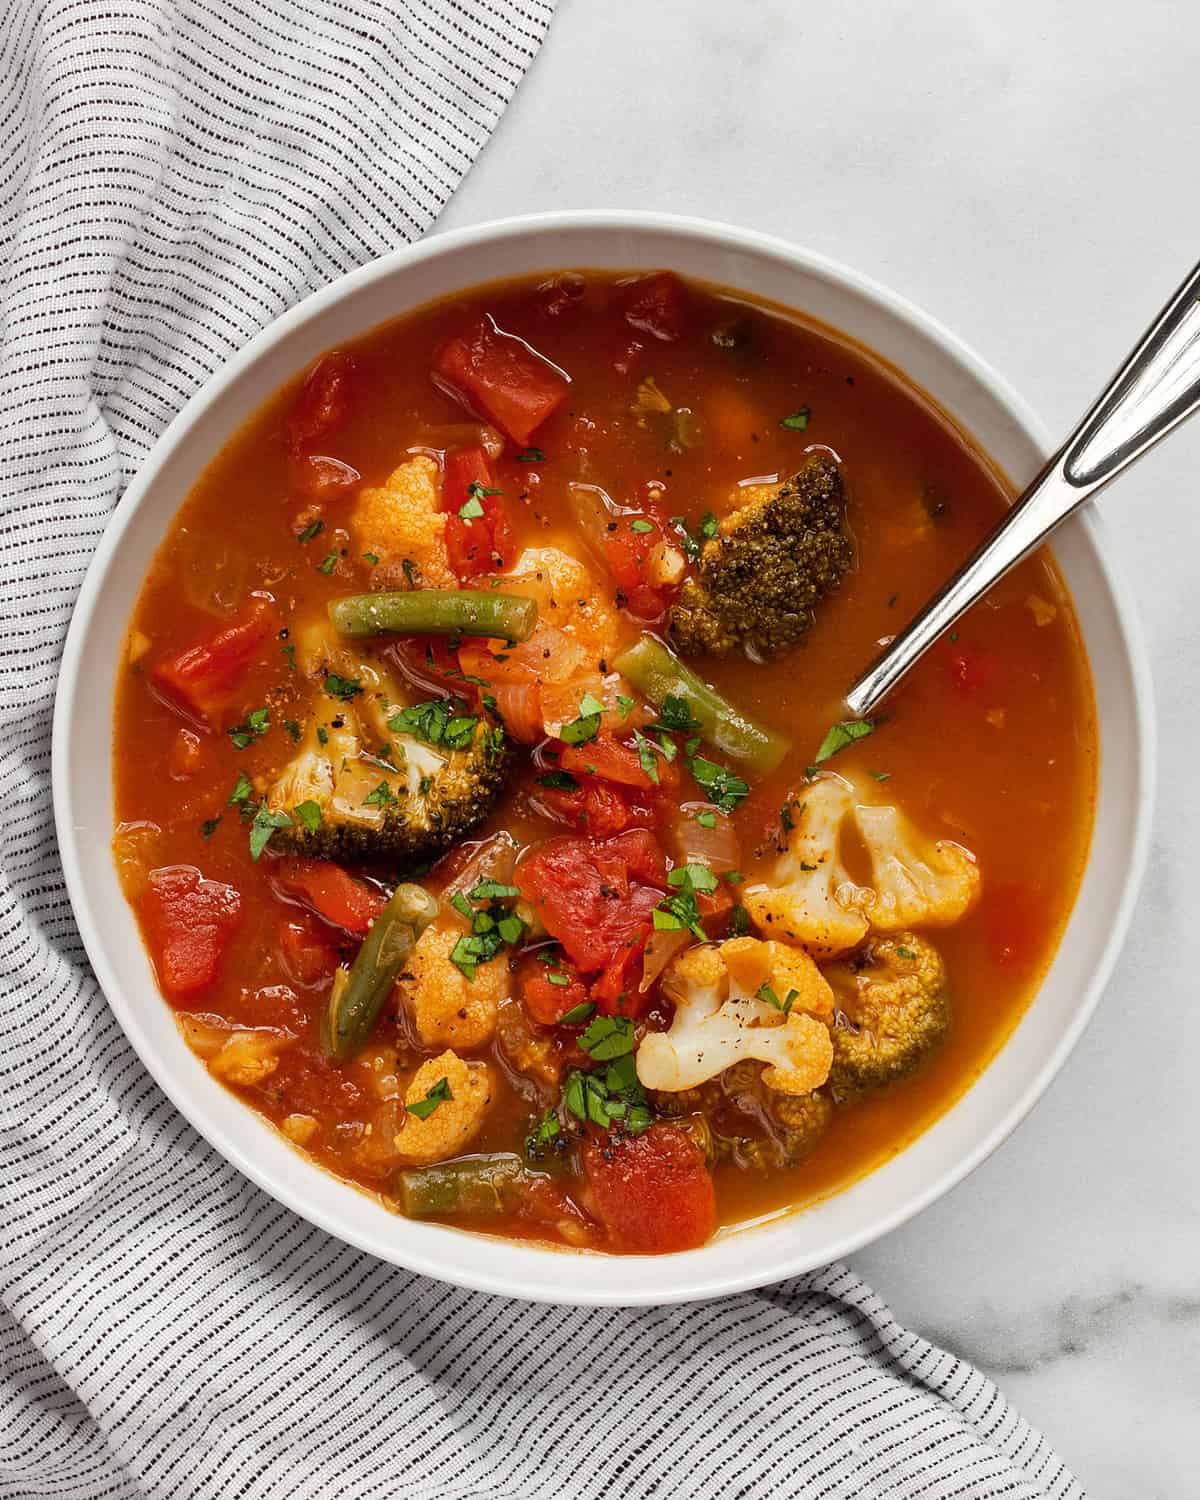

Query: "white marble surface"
(437, 2), (1200, 1494)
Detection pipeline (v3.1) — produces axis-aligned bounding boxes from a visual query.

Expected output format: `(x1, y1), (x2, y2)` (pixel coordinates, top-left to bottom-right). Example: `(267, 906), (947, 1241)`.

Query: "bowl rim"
(52, 210), (1156, 1304)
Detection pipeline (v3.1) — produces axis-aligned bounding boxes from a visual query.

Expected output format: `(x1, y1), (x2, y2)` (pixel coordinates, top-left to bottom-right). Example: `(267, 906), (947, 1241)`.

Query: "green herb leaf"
(293, 800), (322, 834)
(688, 755), (749, 814)
(559, 709), (601, 746)
(814, 718), (875, 763)
(634, 730), (660, 785)
(757, 982), (800, 1016)
(283, 718), (302, 742)
(468, 879), (520, 901)
(728, 903), (750, 937)
(406, 1076), (452, 1120)
(227, 707), (270, 750)
(546, 970), (571, 987)
(580, 1014), (636, 1061)
(780, 407), (811, 431)
(296, 518), (324, 543)
(199, 817), (221, 839)
(654, 694), (701, 732)
(895, 946), (917, 960)
(363, 780), (395, 807)
(390, 698), (477, 750)
(323, 672), (362, 702)
(616, 694), (635, 718)
(630, 518), (654, 534)
(559, 1000), (596, 1026)
(281, 642), (297, 672)
(228, 772), (254, 805)
(249, 801), (292, 861)
(699, 511), (718, 539)
(458, 494), (485, 520)
(667, 863), (718, 894)
(537, 770), (579, 792)
(695, 809), (717, 828)
(517, 447), (545, 463)
(578, 691), (606, 718)
(363, 551), (380, 567)
(317, 551), (338, 575)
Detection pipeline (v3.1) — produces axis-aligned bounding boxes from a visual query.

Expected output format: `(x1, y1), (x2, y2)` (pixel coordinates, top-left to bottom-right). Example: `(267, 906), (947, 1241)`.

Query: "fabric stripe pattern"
(0, 1), (1084, 1494)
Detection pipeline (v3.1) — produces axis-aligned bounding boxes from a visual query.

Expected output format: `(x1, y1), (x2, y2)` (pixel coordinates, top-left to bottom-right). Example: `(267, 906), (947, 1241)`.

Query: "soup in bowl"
(55, 215), (1151, 1301)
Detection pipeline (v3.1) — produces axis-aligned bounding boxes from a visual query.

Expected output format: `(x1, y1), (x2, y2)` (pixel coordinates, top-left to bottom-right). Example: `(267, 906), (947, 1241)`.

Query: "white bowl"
(53, 212), (1155, 1306)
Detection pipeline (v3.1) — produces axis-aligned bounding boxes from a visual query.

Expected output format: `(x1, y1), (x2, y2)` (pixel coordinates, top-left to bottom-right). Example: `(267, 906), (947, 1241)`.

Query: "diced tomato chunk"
(580, 1124), (716, 1252)
(536, 777), (654, 840)
(519, 955), (591, 1026)
(945, 641), (995, 696)
(141, 865), (242, 1000)
(516, 829), (667, 974)
(277, 915), (340, 989)
(287, 351), (355, 455)
(270, 858), (386, 936)
(603, 512), (676, 620)
(150, 597), (277, 727)
(590, 934), (651, 1017)
(432, 316), (568, 447)
(442, 446), (516, 577)
(620, 272), (690, 343)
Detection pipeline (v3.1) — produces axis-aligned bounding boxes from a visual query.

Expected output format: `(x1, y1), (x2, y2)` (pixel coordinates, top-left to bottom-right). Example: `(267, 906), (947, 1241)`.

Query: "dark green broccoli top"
(668, 452), (854, 659)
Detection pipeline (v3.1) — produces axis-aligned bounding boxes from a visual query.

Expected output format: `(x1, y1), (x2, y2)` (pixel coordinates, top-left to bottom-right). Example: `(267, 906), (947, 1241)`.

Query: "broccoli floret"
(668, 453), (853, 658)
(827, 932), (950, 1099)
(266, 707), (511, 869)
(762, 1086), (833, 1165)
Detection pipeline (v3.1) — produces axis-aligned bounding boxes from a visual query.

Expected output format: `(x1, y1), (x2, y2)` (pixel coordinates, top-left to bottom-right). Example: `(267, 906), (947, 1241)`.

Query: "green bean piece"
(394, 1154), (533, 1218)
(328, 590), (538, 642)
(323, 883), (439, 1062)
(612, 635), (791, 774)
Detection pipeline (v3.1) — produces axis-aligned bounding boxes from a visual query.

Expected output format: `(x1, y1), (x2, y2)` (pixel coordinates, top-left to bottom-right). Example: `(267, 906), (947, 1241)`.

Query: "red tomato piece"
(620, 272), (689, 342)
(536, 779), (653, 840)
(590, 934), (650, 1018)
(442, 446), (515, 577)
(603, 512), (675, 621)
(270, 858), (386, 936)
(277, 915), (340, 989)
(516, 829), (667, 974)
(489, 681), (544, 744)
(519, 955), (591, 1026)
(141, 865), (242, 1000)
(580, 1124), (716, 1252)
(432, 316), (568, 447)
(560, 736), (660, 791)
(287, 351), (355, 455)
(150, 596), (277, 727)
(945, 641), (995, 696)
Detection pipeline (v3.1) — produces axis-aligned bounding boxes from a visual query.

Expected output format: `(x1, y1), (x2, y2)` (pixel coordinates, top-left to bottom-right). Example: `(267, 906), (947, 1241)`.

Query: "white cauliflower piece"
(743, 776), (873, 957)
(745, 774), (982, 956)
(393, 1050), (493, 1165)
(207, 1030), (289, 1088)
(352, 455), (456, 586)
(637, 938), (834, 1095)
(505, 546), (617, 661)
(393, 923), (507, 1050)
(854, 804), (980, 930)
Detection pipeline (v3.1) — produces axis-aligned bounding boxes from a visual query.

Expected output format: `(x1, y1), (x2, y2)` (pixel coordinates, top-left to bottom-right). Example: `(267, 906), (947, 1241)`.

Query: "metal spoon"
(846, 260), (1200, 719)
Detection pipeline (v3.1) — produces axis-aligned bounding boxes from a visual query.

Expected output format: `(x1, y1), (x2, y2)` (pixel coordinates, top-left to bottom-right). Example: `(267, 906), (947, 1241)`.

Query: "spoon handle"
(846, 259), (1200, 719)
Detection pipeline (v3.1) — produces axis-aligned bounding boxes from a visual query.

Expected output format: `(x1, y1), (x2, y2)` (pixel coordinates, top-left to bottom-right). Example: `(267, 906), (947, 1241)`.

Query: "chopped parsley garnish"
(634, 730), (660, 785)
(281, 642), (297, 671)
(293, 800), (322, 834)
(670, 513), (718, 561)
(537, 770), (579, 792)
(652, 693), (701, 733)
(406, 1076), (452, 1120)
(781, 802), (795, 833)
(458, 494), (485, 520)
(654, 864), (715, 941)
(402, 558), (418, 587)
(630, 518), (655, 533)
(323, 672), (362, 702)
(895, 946), (917, 961)
(668, 863), (718, 894)
(389, 698), (477, 750)
(363, 551), (380, 567)
(296, 518), (323, 543)
(362, 780), (395, 808)
(559, 691), (605, 747)
(317, 551), (338, 575)
(227, 772), (254, 805)
(695, 809), (717, 828)
(316, 725), (329, 746)
(546, 970), (571, 987)
(559, 1000), (596, 1026)
(616, 694), (635, 718)
(869, 769), (892, 782)
(517, 447), (546, 463)
(757, 982), (800, 1016)
(728, 903), (751, 937)
(688, 755), (749, 814)
(199, 817), (221, 839)
(814, 718), (875, 763)
(529, 1106), (560, 1145)
(780, 407), (811, 431)
(227, 707), (269, 749)
(249, 801), (291, 861)
(580, 1014), (636, 1060)
(562, 1054), (651, 1134)
(700, 511), (718, 540)
(447, 877), (525, 980)
(283, 718), (302, 742)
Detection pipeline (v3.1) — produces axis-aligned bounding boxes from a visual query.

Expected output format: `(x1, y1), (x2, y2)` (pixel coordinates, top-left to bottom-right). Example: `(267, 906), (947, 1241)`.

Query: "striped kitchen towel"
(0, 1), (1084, 1495)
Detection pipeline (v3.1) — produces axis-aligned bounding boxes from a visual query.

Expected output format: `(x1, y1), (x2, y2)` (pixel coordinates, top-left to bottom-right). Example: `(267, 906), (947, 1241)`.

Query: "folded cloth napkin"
(0, 2), (1085, 1495)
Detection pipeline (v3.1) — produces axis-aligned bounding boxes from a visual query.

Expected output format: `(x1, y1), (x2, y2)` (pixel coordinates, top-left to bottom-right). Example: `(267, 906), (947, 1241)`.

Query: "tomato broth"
(113, 270), (1096, 1254)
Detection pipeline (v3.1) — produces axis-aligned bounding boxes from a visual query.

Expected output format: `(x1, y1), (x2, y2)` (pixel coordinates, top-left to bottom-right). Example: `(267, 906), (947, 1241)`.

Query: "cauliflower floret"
(826, 932), (949, 1098)
(743, 777), (873, 957)
(352, 455), (456, 586)
(855, 804), (981, 931)
(505, 546), (617, 662)
(207, 1030), (289, 1088)
(745, 774), (981, 957)
(393, 924), (506, 1050)
(637, 938), (835, 1095)
(393, 1050), (494, 1165)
